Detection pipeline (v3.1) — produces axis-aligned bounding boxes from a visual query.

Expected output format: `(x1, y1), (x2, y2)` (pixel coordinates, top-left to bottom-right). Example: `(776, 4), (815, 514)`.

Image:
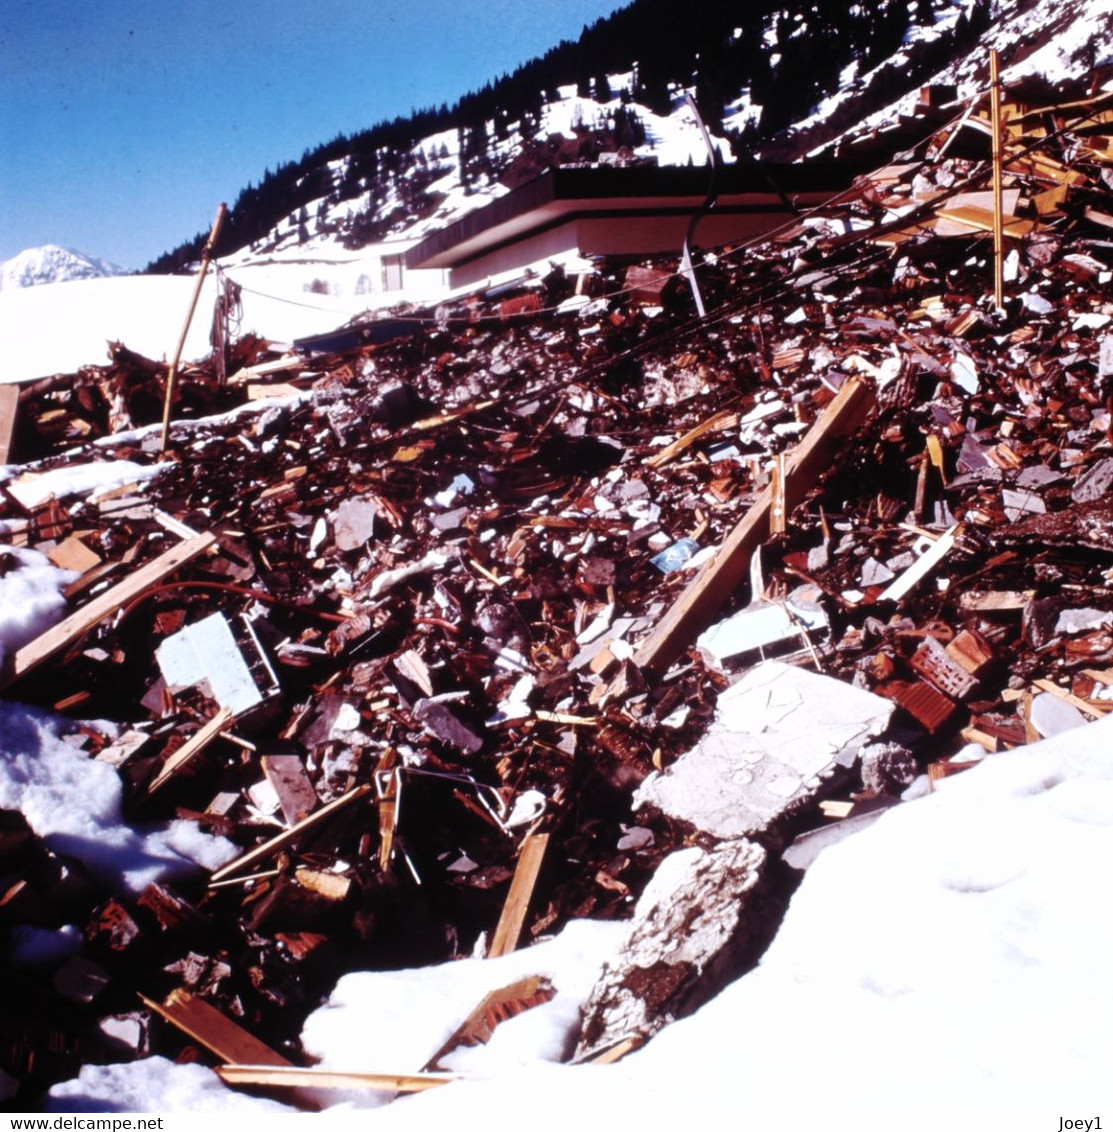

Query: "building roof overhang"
(404, 162), (867, 272)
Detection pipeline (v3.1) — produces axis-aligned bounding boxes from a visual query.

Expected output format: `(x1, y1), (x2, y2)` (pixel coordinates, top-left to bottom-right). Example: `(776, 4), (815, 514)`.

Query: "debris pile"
(2, 77), (1113, 1108)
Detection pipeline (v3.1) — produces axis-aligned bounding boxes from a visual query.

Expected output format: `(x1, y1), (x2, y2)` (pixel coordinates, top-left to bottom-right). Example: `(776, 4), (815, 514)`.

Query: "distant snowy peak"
(0, 245), (128, 291)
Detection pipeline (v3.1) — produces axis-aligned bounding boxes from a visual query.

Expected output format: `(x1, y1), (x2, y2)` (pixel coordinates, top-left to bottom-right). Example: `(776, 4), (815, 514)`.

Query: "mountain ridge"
(0, 244), (128, 291)
(144, 0), (1112, 274)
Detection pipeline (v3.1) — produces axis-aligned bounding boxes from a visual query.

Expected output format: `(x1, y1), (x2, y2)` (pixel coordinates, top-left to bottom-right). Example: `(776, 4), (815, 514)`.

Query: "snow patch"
(0, 700), (237, 893)
(0, 547), (76, 669)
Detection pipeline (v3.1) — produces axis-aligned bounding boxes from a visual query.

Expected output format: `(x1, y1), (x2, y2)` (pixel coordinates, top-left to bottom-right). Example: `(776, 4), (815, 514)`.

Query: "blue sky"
(0, 1), (629, 270)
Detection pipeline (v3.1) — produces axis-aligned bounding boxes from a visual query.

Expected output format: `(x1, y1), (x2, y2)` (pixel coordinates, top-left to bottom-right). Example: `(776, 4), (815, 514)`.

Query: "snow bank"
(365, 717), (1113, 1129)
(43, 715), (1113, 1121)
(0, 268), (402, 385)
(0, 700), (236, 892)
(0, 275), (218, 385)
(301, 917), (625, 1107)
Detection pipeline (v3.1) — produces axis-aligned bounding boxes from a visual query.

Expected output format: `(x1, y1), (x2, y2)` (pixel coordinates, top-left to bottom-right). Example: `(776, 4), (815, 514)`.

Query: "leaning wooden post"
(160, 203), (228, 452)
(633, 376), (876, 677)
(989, 50), (1005, 311)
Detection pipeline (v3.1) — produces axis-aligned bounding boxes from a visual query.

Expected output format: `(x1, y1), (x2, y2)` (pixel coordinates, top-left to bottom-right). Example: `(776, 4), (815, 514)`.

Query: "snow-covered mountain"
(151, 0), (1113, 275)
(0, 244), (128, 291)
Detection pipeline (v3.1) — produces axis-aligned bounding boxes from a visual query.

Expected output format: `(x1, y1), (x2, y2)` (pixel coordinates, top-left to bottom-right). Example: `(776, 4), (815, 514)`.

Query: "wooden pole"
(160, 203), (227, 452)
(990, 50), (1005, 310)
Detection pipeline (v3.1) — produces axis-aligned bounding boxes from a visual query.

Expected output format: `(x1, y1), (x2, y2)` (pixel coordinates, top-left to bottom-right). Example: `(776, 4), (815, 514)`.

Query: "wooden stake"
(6, 532), (217, 684)
(378, 768), (399, 872)
(487, 831), (549, 958)
(769, 452), (786, 534)
(990, 50), (1005, 310)
(632, 376), (876, 676)
(160, 203), (228, 453)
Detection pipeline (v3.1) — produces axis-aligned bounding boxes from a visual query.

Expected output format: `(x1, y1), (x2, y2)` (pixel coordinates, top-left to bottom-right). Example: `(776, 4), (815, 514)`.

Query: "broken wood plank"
(47, 534), (101, 575)
(959, 725), (999, 753)
(378, 769), (398, 872)
(769, 452), (786, 535)
(6, 532), (218, 684)
(139, 989), (291, 1066)
(644, 408), (739, 469)
(146, 707), (235, 796)
(927, 759), (982, 790)
(990, 48), (1005, 310)
(215, 1065), (456, 1093)
(935, 205), (1035, 238)
(423, 975), (555, 1071)
(208, 784), (372, 885)
(487, 831), (550, 959)
(227, 354), (305, 384)
(879, 525), (962, 604)
(1030, 679), (1107, 719)
(0, 384), (18, 465)
(246, 381), (304, 401)
(584, 1036), (643, 1065)
(633, 376), (876, 675)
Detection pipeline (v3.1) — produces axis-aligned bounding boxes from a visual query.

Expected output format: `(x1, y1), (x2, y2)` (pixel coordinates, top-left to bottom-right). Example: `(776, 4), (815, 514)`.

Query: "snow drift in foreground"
(47, 1058), (292, 1115)
(44, 711), (1113, 1124)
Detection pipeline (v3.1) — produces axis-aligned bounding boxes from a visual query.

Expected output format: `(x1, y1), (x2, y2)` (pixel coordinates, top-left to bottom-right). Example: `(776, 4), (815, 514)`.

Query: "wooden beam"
(215, 1065), (457, 1093)
(208, 784), (372, 885)
(146, 707), (235, 796)
(0, 384), (18, 465)
(139, 989), (291, 1066)
(632, 376), (876, 676)
(6, 532), (218, 685)
(487, 831), (550, 959)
